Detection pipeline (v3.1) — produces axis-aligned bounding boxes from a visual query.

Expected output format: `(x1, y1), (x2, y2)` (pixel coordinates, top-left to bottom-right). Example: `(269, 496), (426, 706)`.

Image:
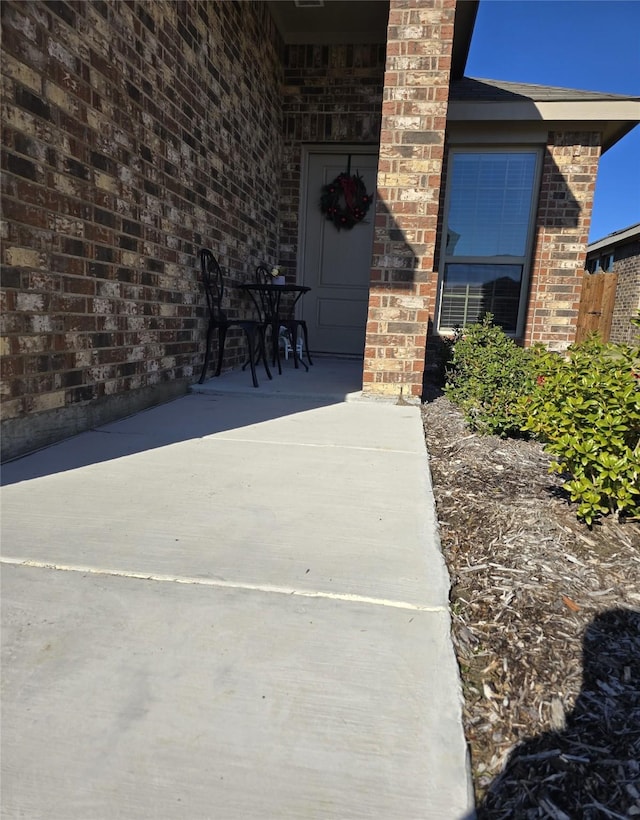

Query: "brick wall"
(1, 0), (283, 459)
(610, 239), (640, 344)
(524, 131), (601, 350)
(364, 0), (455, 397)
(280, 44), (386, 275)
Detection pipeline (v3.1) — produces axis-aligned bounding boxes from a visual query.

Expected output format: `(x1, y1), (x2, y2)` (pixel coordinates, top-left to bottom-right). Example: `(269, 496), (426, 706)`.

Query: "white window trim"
(435, 146), (543, 338)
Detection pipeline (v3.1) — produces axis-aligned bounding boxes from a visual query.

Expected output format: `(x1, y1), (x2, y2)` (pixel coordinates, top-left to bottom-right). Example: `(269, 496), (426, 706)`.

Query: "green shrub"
(519, 335), (640, 525)
(444, 314), (536, 437)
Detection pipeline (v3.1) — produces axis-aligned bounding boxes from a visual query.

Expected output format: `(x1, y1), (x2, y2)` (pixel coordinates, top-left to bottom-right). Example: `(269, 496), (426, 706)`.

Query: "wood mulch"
(421, 388), (640, 819)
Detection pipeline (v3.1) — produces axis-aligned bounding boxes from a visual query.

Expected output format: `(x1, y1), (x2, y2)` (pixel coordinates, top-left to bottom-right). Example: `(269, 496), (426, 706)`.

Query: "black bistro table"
(240, 282), (311, 374)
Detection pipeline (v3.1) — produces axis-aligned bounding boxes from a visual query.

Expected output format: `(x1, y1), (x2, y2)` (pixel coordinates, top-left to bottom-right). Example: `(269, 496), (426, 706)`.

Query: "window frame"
(586, 252), (615, 274)
(597, 253), (615, 273)
(436, 146), (543, 338)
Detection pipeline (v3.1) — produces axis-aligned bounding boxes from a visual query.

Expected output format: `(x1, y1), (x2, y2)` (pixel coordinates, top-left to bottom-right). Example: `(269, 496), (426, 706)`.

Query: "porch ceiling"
(266, 0), (391, 44)
(267, 1), (478, 78)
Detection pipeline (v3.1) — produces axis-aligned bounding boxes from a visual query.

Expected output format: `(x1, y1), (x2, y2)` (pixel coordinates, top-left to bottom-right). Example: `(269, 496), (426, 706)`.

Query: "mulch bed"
(421, 389), (640, 818)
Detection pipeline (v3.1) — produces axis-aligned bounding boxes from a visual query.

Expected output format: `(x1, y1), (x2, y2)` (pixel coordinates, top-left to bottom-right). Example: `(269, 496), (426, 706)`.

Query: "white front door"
(300, 151), (378, 356)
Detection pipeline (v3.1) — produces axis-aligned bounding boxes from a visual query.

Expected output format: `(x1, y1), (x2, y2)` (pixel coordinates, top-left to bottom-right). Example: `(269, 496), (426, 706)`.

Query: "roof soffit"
(448, 78), (640, 153)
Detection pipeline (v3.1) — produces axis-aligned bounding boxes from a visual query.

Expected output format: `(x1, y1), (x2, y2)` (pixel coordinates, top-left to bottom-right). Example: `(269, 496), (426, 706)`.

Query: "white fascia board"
(447, 100), (640, 151)
(535, 100), (640, 121)
(447, 99), (640, 123)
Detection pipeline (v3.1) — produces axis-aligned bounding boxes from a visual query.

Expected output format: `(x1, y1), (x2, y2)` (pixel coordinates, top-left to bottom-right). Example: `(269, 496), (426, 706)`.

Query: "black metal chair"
(198, 249), (271, 388)
(255, 264), (313, 373)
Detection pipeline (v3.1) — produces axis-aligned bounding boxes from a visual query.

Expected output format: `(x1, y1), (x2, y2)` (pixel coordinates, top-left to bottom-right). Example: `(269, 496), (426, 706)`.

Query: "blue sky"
(466, 0), (640, 242)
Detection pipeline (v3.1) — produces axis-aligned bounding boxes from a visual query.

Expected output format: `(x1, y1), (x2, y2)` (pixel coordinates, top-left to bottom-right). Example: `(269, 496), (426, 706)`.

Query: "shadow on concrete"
(1, 357), (365, 486)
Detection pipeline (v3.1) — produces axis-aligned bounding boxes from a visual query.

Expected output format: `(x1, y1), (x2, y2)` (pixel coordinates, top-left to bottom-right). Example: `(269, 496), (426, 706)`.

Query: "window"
(597, 253), (614, 272)
(437, 150), (540, 335)
(586, 253), (615, 274)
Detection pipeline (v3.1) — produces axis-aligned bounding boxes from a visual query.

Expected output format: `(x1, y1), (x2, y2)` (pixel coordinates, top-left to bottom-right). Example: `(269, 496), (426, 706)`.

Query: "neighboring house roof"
(587, 223), (640, 254)
(447, 77), (640, 152)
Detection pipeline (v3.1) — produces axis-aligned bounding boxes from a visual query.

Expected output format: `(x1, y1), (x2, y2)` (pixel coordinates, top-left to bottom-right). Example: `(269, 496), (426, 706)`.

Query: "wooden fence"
(575, 272), (618, 344)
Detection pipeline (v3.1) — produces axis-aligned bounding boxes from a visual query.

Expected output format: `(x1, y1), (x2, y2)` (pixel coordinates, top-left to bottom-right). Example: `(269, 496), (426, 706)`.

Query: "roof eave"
(587, 223), (640, 252)
(447, 99), (640, 152)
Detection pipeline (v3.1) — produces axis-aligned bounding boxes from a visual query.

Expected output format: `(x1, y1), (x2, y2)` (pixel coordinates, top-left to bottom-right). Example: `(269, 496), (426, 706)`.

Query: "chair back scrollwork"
(197, 248), (271, 388)
(201, 248), (227, 322)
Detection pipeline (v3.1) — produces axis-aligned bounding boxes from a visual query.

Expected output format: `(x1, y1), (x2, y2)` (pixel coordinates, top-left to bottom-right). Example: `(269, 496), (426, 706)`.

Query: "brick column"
(525, 131), (601, 351)
(363, 0), (455, 398)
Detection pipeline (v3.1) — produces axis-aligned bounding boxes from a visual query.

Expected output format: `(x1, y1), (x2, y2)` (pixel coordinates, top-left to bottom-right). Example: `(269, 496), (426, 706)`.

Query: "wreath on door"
(320, 172), (372, 231)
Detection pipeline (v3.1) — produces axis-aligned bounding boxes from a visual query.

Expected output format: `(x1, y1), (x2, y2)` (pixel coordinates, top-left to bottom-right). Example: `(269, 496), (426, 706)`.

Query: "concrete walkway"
(1, 358), (474, 819)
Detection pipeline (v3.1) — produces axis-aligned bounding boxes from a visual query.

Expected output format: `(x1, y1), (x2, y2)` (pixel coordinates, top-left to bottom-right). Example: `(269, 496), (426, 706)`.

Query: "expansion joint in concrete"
(0, 556), (448, 614)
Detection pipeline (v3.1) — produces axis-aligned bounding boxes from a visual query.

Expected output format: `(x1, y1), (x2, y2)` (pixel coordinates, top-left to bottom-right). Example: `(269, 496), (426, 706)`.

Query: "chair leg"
(291, 323), (299, 369)
(243, 328), (260, 388)
(242, 331), (260, 371)
(199, 324), (214, 384)
(256, 324), (279, 373)
(300, 321), (313, 365)
(215, 326), (228, 376)
(259, 327), (272, 381)
(279, 326), (290, 360)
(241, 328), (272, 381)
(288, 321), (308, 371)
(271, 321), (282, 376)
